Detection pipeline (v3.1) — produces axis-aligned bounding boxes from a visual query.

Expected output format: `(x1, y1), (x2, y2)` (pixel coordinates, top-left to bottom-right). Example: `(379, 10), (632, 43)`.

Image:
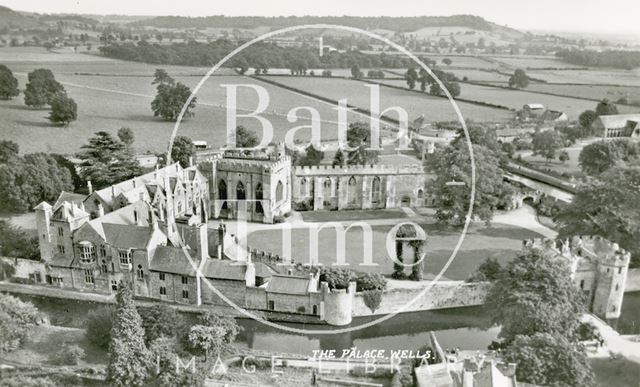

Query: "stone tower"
(589, 237), (630, 319)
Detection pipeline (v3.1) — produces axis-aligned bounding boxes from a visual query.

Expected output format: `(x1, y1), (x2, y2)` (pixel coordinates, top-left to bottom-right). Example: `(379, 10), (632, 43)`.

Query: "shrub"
(319, 268), (356, 290)
(356, 272), (387, 291)
(0, 293), (41, 353)
(52, 344), (85, 365)
(362, 290), (383, 313)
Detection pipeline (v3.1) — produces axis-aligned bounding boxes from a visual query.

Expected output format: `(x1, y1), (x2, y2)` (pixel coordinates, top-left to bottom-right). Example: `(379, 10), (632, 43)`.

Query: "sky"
(3, 0), (640, 35)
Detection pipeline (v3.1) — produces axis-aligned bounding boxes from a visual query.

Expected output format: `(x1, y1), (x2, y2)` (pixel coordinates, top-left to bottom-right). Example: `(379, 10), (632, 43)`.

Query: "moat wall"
(352, 281), (490, 317)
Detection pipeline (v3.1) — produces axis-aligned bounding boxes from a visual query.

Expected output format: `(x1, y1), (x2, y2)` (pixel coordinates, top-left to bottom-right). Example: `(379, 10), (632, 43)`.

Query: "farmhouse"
(592, 114), (640, 138)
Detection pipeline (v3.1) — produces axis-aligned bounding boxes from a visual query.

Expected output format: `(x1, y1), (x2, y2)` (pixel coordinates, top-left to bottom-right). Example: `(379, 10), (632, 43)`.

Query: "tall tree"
(117, 127), (135, 148)
(106, 284), (151, 387)
(488, 248), (586, 344)
(554, 166), (640, 267)
(531, 130), (564, 163)
(508, 68), (529, 89)
(578, 109), (598, 129)
(346, 122), (379, 165)
(0, 64), (19, 100)
(504, 333), (595, 387)
(76, 131), (142, 189)
(0, 140), (19, 163)
(150, 69), (197, 121)
(24, 68), (65, 108)
(170, 135), (196, 168)
(405, 67), (418, 90)
(234, 126), (259, 148)
(332, 148), (346, 167)
(297, 144), (324, 166)
(426, 143), (513, 225)
(595, 98), (618, 116)
(48, 94), (77, 126)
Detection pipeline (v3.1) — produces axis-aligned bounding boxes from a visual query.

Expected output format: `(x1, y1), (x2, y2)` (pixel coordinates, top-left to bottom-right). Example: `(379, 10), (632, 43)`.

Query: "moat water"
(14, 292), (640, 355)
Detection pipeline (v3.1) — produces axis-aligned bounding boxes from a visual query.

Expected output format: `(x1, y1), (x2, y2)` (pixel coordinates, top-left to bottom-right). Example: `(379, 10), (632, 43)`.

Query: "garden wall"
(352, 281), (490, 317)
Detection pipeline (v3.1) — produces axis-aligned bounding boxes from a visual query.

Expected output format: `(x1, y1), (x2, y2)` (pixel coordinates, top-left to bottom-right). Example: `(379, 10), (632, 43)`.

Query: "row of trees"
(99, 40), (415, 73)
(404, 66), (461, 97)
(556, 48), (640, 70)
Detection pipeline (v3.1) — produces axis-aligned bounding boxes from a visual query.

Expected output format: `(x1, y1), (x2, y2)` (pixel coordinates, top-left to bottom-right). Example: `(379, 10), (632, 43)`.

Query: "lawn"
(245, 221), (543, 280)
(517, 146), (583, 176)
(300, 209), (407, 222)
(590, 357), (640, 387)
(263, 76), (514, 123)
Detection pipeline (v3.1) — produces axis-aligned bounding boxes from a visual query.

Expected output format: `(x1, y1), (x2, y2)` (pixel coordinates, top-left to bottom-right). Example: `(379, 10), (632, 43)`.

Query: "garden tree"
(425, 143), (514, 225)
(350, 64), (362, 79)
(0, 293), (41, 353)
(0, 140), (19, 163)
(148, 336), (197, 387)
(442, 58), (452, 65)
(355, 272), (387, 291)
(117, 127), (135, 148)
(48, 94), (77, 125)
(595, 98), (618, 116)
(200, 312), (239, 349)
(106, 284), (151, 387)
(418, 68), (429, 92)
(429, 80), (461, 98)
(404, 67), (418, 90)
(451, 125), (502, 156)
(503, 333), (595, 387)
(86, 307), (113, 350)
(531, 130), (564, 163)
(467, 257), (502, 282)
(488, 248), (586, 343)
(139, 304), (185, 345)
(0, 220), (39, 260)
(170, 135), (196, 168)
(554, 166), (640, 267)
(0, 64), (19, 99)
(188, 325), (225, 360)
(23, 68), (65, 108)
(76, 131), (142, 189)
(508, 68), (529, 89)
(150, 69), (197, 121)
(0, 152), (74, 213)
(235, 125), (259, 148)
(579, 139), (640, 176)
(0, 374), (56, 387)
(332, 148), (346, 167)
(319, 268), (357, 289)
(346, 122), (379, 166)
(558, 150), (570, 163)
(297, 144), (324, 166)
(578, 109), (598, 129)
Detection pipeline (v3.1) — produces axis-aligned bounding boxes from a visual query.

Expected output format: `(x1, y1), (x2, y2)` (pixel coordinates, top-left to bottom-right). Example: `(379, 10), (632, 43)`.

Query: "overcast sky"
(3, 0), (640, 35)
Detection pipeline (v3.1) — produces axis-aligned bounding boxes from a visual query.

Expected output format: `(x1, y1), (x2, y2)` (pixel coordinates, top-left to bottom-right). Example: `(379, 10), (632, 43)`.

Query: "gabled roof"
(596, 114), (640, 129)
(102, 223), (154, 250)
(53, 191), (87, 210)
(266, 274), (313, 295)
(150, 246), (200, 276)
(200, 258), (247, 281)
(51, 201), (89, 221)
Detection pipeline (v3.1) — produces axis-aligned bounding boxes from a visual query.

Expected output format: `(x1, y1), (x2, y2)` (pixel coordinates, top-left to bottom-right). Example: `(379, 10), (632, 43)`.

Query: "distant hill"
(128, 14), (500, 33)
(0, 5), (42, 28)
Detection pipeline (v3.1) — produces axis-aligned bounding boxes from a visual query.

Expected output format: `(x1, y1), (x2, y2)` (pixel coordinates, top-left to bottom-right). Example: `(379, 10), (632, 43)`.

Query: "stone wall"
(352, 281), (490, 317)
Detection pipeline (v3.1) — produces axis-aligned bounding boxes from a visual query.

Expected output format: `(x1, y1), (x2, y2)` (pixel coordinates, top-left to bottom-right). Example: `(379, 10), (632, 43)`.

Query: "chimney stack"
(87, 180), (93, 194)
(97, 203), (105, 218)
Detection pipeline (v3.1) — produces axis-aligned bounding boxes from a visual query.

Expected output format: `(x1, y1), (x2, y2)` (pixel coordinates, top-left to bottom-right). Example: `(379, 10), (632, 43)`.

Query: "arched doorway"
(371, 176), (382, 206)
(401, 195), (411, 207)
(236, 181), (246, 200)
(255, 183), (264, 214)
(276, 181), (283, 202)
(348, 176), (357, 205)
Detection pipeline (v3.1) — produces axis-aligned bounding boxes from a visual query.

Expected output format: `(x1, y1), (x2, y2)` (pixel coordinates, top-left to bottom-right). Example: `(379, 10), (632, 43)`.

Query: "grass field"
(1, 48), (373, 155)
(489, 56), (580, 69)
(517, 146), (583, 176)
(591, 357), (640, 387)
(527, 68), (640, 86)
(262, 75), (514, 123)
(526, 83), (640, 104)
(246, 221), (543, 280)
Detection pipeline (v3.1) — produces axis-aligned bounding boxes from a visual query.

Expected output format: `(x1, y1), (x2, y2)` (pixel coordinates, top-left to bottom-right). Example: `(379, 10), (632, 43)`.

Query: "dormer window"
(79, 241), (96, 263)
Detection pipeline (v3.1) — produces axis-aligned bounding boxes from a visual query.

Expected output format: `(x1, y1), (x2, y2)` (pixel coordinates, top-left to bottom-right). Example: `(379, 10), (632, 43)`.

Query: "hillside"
(0, 5), (42, 28)
(128, 14), (499, 32)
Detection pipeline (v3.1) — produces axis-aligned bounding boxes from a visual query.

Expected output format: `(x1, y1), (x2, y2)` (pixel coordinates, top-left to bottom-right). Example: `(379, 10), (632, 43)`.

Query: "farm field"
(377, 79), (638, 118)
(0, 49), (372, 155)
(261, 75), (514, 123)
(419, 54), (497, 69)
(447, 69), (510, 83)
(526, 83), (640, 104)
(246, 221), (543, 280)
(526, 68), (640, 86)
(488, 55), (580, 69)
